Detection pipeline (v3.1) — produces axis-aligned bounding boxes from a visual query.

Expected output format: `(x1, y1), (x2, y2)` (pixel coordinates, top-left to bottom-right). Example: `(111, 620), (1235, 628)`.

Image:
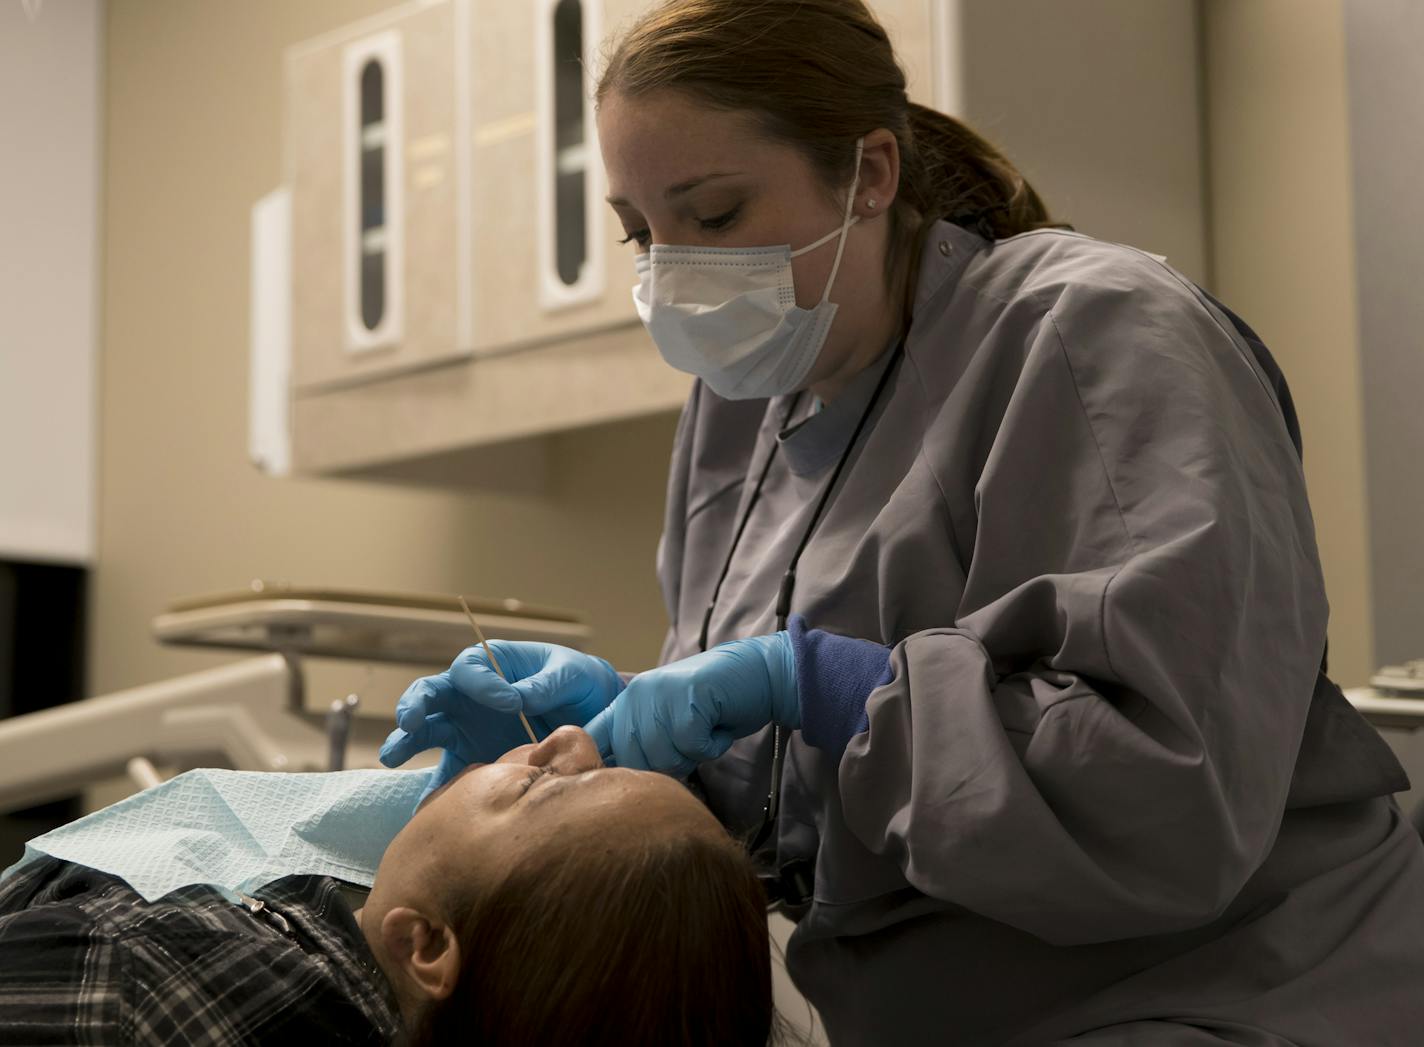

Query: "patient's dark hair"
(406, 828), (773, 1046)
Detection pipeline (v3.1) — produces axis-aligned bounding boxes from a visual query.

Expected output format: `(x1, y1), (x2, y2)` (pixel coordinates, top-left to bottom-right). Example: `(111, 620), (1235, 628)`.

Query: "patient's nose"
(498, 725), (602, 775)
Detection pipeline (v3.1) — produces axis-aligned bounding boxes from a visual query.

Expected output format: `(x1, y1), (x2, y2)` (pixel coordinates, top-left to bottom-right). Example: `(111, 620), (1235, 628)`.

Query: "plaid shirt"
(0, 855), (402, 1045)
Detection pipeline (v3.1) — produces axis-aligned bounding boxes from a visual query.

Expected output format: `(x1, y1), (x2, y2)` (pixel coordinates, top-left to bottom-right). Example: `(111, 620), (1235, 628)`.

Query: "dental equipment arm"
(0, 655), (366, 814)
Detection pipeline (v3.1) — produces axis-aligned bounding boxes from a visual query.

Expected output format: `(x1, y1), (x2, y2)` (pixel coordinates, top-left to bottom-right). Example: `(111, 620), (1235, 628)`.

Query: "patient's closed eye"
(520, 766), (613, 808)
(520, 766), (557, 795)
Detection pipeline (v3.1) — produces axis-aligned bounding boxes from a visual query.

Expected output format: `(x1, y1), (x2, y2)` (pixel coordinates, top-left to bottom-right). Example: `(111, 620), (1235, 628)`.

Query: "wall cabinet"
(264, 0), (694, 482)
(255, 0), (1201, 486)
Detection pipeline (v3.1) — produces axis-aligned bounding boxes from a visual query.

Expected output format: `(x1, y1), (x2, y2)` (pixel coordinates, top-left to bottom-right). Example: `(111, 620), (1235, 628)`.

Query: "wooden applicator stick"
(459, 595), (538, 745)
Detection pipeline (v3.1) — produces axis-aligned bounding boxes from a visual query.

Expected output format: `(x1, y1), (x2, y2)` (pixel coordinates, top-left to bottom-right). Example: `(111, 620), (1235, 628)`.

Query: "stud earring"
(866, 199), (878, 209)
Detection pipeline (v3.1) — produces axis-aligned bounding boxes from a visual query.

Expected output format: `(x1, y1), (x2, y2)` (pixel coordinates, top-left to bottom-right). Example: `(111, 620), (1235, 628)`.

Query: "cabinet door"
(281, 0), (934, 393)
(287, 0), (470, 392)
(475, 0), (934, 353)
(468, 0), (638, 358)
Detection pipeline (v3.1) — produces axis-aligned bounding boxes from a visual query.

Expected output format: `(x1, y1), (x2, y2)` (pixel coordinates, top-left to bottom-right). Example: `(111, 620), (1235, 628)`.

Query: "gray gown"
(654, 220), (1424, 1045)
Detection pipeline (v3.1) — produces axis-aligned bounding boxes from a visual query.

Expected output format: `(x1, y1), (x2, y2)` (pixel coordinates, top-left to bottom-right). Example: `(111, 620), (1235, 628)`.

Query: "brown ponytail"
(902, 101), (1066, 241)
(595, 0), (1070, 323)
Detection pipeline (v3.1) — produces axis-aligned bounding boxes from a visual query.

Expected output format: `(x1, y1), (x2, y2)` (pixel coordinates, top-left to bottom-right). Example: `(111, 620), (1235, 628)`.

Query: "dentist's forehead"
(598, 91), (776, 200)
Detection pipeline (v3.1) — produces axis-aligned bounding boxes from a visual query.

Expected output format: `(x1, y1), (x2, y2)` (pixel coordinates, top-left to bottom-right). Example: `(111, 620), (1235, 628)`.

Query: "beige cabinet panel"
(278, 0), (1105, 484)
(287, 0), (468, 393)
(292, 324), (692, 475)
(471, 0), (630, 354)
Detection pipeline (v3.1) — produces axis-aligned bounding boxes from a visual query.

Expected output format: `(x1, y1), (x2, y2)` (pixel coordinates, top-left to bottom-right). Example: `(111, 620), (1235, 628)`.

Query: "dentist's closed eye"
(698, 205), (741, 232)
(617, 205), (743, 247)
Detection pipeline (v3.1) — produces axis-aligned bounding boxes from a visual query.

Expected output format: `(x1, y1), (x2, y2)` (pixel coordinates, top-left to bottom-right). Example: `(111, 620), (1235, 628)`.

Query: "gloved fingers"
(584, 705), (614, 764)
(612, 714), (657, 773)
(445, 652), (523, 714)
(396, 672), (516, 730)
(415, 749), (469, 808)
(682, 724), (735, 763)
(666, 712), (730, 773)
(380, 727), (417, 768)
(513, 652), (623, 721)
(707, 727), (735, 759)
(448, 639), (566, 686)
(532, 702), (599, 733)
(584, 653), (629, 697)
(380, 713), (466, 766)
(619, 686), (697, 777)
(601, 697), (654, 773)
(643, 702), (702, 778)
(479, 639), (554, 682)
(509, 661), (585, 718)
(394, 674), (448, 732)
(588, 694), (693, 775)
(668, 686), (739, 761)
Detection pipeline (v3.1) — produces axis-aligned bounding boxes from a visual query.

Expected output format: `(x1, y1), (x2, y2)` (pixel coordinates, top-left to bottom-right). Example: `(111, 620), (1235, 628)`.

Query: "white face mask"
(631, 137), (865, 400)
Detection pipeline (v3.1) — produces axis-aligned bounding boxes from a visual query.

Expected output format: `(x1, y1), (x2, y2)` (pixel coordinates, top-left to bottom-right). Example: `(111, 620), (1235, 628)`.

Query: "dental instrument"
(460, 595), (539, 745)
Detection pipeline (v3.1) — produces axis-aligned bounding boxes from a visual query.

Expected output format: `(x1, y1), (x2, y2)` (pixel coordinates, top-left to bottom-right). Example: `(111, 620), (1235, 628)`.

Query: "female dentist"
(380, 1), (1424, 1042)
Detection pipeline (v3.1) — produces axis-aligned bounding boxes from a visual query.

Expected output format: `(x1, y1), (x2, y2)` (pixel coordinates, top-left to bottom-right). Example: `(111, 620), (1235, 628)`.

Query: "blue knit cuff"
(788, 614), (893, 756)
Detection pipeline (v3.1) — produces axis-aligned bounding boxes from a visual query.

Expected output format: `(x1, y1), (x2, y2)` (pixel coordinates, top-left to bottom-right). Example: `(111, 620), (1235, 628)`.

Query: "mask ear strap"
(818, 136), (865, 305)
(791, 215), (860, 259)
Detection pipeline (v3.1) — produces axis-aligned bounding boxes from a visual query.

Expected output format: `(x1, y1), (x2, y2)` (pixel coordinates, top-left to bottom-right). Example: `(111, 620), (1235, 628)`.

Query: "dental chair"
(0, 584), (590, 815)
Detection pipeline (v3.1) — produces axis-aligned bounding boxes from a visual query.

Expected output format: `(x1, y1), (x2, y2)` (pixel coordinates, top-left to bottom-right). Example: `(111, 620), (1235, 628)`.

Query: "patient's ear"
(379, 906), (461, 1002)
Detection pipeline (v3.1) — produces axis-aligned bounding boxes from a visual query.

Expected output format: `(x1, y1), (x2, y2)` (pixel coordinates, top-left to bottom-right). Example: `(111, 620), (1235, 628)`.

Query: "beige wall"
(0, 0), (101, 565)
(957, 0), (1208, 287)
(1342, 0), (1424, 668)
(91, 0), (1381, 709)
(93, 0), (677, 718)
(1202, 0), (1373, 687)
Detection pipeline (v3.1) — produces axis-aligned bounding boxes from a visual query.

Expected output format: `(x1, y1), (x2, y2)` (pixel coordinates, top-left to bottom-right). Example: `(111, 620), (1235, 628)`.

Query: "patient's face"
(368, 726), (722, 912)
(361, 726), (760, 1028)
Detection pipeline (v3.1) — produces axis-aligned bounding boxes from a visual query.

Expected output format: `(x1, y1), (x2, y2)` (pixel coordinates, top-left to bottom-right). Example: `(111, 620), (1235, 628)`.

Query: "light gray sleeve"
(839, 271), (1328, 946)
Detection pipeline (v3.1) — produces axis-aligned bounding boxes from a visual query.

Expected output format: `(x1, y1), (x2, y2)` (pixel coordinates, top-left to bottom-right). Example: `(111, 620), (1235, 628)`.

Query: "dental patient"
(0, 727), (773, 1045)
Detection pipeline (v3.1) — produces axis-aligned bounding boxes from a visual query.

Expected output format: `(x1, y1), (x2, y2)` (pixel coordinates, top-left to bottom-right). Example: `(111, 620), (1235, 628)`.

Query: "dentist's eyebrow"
(606, 172), (743, 207)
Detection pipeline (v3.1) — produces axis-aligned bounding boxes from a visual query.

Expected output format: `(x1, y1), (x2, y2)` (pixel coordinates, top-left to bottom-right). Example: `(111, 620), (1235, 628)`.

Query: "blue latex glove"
(584, 632), (798, 778)
(379, 641), (625, 799)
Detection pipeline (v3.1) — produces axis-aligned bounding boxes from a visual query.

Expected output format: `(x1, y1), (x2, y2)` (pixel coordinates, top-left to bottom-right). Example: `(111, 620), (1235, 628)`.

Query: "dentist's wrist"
(785, 615), (892, 756)
(744, 631), (800, 729)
